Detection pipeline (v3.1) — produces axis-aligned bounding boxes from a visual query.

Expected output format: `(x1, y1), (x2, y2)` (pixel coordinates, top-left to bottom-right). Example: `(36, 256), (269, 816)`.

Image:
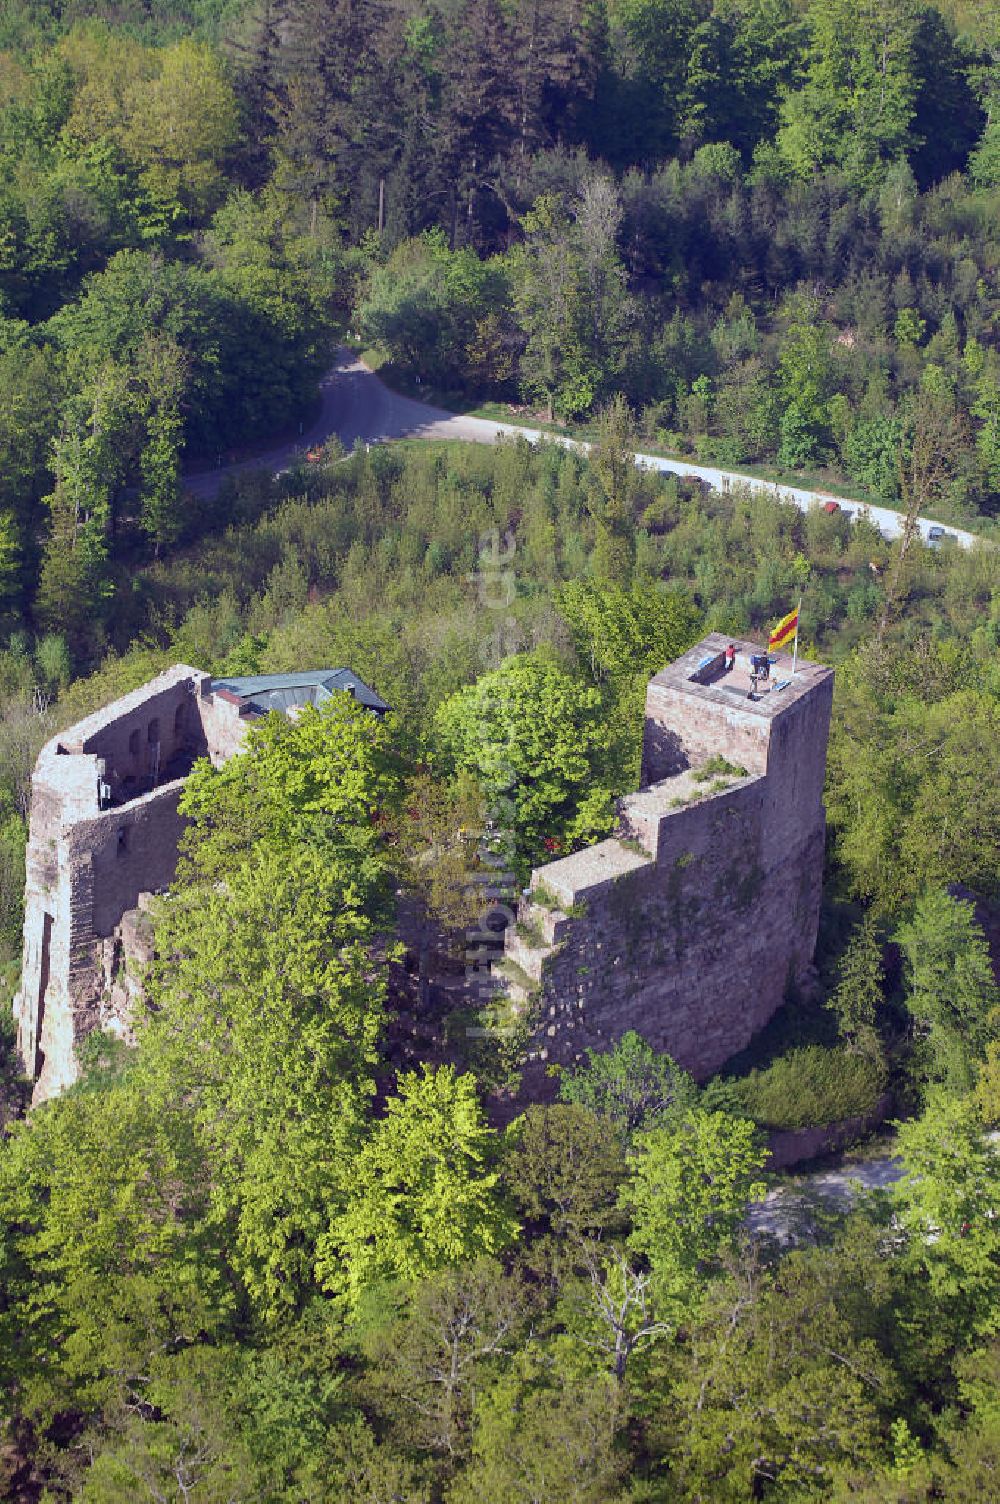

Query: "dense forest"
(0, 434), (997, 1500)
(1, 0), (1000, 1500)
(2, 0), (1000, 652)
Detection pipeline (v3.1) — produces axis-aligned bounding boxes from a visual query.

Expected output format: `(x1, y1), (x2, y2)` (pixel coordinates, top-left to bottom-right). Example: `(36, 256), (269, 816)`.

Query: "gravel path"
(185, 349), (985, 549)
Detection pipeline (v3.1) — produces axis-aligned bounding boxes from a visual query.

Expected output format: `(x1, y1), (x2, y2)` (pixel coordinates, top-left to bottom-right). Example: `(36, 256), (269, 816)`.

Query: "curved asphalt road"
(185, 348), (983, 549)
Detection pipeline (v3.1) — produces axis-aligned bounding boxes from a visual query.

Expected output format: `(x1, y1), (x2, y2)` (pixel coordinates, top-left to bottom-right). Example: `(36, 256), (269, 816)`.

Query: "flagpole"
(791, 597), (802, 678)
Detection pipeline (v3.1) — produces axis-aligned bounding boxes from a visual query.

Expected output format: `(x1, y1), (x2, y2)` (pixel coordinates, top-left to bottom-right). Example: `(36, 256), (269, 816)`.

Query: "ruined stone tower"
(14, 663), (387, 1103)
(500, 634), (834, 1083)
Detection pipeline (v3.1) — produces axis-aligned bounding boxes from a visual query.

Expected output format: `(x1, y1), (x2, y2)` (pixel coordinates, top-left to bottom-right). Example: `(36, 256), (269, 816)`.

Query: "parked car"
(821, 500), (840, 514)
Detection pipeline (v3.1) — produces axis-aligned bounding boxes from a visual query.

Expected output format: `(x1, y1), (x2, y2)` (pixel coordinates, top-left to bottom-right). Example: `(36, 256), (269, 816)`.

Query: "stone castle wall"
(13, 664), (253, 1102)
(500, 634), (834, 1086)
(15, 637), (832, 1106)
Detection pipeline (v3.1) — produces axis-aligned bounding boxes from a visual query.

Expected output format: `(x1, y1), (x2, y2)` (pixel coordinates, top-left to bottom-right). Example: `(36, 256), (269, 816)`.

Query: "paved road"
(183, 349), (488, 500)
(184, 348), (983, 549)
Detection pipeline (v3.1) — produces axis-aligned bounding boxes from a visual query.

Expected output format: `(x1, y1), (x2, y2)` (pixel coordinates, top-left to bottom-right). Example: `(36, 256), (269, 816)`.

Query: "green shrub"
(704, 777), (735, 795)
(493, 957), (538, 995)
(692, 756), (748, 782)
(530, 883), (587, 919)
(516, 915), (544, 947)
(714, 1045), (886, 1131)
(531, 881), (562, 910)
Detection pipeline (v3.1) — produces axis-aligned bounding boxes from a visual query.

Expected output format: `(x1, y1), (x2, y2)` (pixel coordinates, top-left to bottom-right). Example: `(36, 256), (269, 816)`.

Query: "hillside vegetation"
(0, 433), (997, 1498)
(1, 2), (1000, 1499)
(2, 0), (1000, 657)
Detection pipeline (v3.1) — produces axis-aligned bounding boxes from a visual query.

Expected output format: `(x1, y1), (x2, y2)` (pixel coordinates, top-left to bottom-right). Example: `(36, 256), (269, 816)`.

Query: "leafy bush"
(692, 756), (748, 782)
(516, 915), (544, 947)
(559, 1031), (698, 1140)
(530, 882), (561, 910)
(712, 1045), (886, 1131)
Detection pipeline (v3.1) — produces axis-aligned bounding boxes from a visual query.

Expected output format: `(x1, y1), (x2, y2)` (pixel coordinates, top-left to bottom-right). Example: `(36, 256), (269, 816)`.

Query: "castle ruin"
(14, 664), (387, 1103)
(502, 634), (834, 1084)
(14, 634), (832, 1107)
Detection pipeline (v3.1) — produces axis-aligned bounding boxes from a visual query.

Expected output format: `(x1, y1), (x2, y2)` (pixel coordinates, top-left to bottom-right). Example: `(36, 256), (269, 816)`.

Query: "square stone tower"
(500, 634), (834, 1082)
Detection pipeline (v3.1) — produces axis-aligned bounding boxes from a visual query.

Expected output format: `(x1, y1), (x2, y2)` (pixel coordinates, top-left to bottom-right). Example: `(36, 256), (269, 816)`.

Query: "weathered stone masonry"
(501, 634), (834, 1084)
(15, 635), (829, 1106)
(14, 663), (387, 1104)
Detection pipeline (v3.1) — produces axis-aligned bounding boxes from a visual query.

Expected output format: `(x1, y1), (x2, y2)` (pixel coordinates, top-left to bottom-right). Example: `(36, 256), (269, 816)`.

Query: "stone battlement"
(498, 634), (834, 1086)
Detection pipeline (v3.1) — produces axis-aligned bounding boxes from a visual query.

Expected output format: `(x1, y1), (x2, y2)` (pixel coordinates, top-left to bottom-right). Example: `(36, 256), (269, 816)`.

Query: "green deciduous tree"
(179, 690), (400, 926)
(666, 1237), (894, 1499)
(621, 1106), (768, 1308)
(142, 847), (386, 1320)
(34, 360), (134, 646)
(74, 1348), (258, 1504)
(510, 185), (632, 421)
(559, 578), (703, 682)
(560, 1239), (673, 1383)
(776, 293), (834, 468)
(559, 1029), (698, 1141)
(962, 337), (1000, 497)
(557, 574), (703, 790)
(584, 393), (638, 584)
(357, 1257), (528, 1459)
(359, 233), (514, 394)
(0, 508), (18, 611)
(775, 0), (920, 186)
(321, 1065), (518, 1305)
(843, 412), (903, 503)
(680, 0), (806, 161)
(137, 332), (187, 552)
(826, 643), (1000, 913)
(511, 194), (594, 421)
(966, 5), (1000, 188)
(123, 39), (239, 236)
(893, 1093), (1000, 1347)
(450, 1361), (624, 1504)
(614, 0), (711, 154)
(434, 651), (614, 875)
(895, 888), (1000, 1096)
(0, 1083), (227, 1426)
(504, 1103), (626, 1278)
(0, 342), (61, 603)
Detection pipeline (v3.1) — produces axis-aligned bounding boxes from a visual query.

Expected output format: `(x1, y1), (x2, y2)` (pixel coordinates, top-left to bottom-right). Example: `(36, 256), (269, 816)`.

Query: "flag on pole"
(768, 605), (799, 653)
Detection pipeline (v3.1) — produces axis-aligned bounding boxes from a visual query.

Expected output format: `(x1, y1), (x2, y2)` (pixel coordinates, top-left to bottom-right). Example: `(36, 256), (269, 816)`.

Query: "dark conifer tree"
(440, 0), (516, 247)
(226, 0), (291, 186)
(509, 0), (607, 185)
(276, 0), (390, 231)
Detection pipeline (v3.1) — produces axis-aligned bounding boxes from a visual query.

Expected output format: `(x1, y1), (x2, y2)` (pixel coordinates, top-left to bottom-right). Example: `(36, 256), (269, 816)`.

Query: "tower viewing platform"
(497, 634), (834, 1085)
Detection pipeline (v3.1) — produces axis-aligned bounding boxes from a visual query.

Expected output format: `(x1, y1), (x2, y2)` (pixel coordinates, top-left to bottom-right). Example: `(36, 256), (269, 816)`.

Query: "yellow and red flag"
(768, 605), (799, 653)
